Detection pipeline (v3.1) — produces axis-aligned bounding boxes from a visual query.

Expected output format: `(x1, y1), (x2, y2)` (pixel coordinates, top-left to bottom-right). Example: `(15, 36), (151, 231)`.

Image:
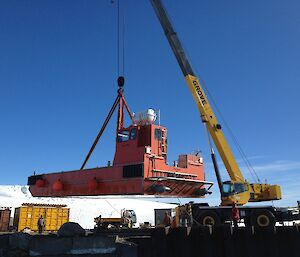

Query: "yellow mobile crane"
(150, 0), (300, 227)
(150, 0), (281, 206)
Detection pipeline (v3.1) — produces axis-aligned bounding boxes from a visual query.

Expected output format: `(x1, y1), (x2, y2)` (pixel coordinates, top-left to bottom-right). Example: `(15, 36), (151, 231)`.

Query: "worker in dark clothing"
(94, 215), (102, 229)
(232, 201), (240, 228)
(162, 211), (172, 227)
(37, 215), (45, 234)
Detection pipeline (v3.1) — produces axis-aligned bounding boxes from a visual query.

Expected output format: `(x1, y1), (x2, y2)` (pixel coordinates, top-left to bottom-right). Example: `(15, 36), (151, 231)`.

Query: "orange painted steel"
(28, 123), (211, 197)
(28, 87), (212, 198)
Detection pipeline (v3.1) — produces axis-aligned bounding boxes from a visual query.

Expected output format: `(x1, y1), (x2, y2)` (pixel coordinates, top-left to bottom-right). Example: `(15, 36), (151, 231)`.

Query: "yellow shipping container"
(13, 203), (69, 232)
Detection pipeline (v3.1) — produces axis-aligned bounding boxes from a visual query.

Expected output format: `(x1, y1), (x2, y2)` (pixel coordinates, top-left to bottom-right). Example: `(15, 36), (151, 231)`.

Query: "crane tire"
(197, 211), (221, 226)
(251, 210), (275, 228)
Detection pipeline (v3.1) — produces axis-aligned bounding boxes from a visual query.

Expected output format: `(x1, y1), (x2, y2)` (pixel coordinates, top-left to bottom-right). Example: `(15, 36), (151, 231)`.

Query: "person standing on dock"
(38, 215), (45, 234)
(162, 211), (172, 227)
(231, 202), (240, 228)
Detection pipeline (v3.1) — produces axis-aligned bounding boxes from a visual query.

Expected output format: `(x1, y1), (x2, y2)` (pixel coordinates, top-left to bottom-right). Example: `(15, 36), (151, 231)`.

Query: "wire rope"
(199, 77), (260, 183)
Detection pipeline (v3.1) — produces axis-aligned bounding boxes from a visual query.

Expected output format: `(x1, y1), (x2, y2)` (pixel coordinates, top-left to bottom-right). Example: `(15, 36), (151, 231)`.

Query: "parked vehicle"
(94, 209), (136, 229)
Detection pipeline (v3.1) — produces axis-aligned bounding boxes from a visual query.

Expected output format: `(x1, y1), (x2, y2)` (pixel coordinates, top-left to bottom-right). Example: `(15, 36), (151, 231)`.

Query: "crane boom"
(151, 0), (282, 205)
(151, 0), (244, 183)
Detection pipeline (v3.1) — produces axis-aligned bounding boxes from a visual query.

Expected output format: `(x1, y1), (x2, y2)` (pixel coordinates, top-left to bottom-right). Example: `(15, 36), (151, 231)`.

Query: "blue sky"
(0, 0), (299, 206)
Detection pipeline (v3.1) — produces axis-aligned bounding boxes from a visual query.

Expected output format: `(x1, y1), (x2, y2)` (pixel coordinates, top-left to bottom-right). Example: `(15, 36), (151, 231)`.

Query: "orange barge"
(28, 80), (213, 197)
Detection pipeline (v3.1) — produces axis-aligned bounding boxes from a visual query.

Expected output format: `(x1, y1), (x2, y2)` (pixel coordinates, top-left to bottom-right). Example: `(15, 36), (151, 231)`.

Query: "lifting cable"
(80, 94), (121, 170)
(116, 0), (125, 77)
(94, 0), (127, 218)
(199, 77), (261, 183)
(80, 1), (127, 171)
(105, 199), (123, 216)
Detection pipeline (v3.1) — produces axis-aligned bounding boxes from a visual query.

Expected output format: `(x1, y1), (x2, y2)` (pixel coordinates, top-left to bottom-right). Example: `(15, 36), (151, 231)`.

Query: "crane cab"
(221, 181), (250, 205)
